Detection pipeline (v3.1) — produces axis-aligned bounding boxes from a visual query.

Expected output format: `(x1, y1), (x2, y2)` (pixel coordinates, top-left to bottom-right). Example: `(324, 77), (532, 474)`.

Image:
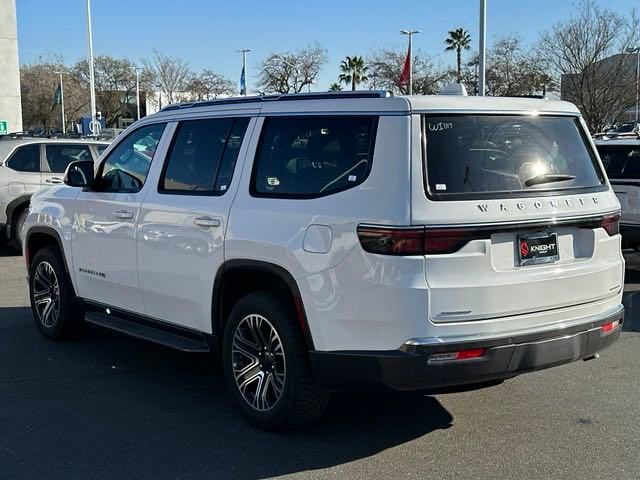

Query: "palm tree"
(445, 28), (472, 82)
(328, 82), (343, 91)
(338, 56), (369, 91)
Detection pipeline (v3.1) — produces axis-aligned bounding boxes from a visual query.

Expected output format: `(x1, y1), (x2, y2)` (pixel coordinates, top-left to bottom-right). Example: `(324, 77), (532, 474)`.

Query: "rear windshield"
(423, 115), (606, 199)
(596, 144), (640, 179)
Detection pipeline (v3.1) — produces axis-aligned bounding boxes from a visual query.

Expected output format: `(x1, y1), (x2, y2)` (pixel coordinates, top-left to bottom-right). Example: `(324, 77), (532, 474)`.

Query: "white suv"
(22, 92), (625, 429)
(0, 137), (109, 250)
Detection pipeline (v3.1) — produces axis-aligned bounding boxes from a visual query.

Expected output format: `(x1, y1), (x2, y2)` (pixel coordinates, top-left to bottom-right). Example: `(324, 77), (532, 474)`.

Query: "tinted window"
(7, 144), (40, 172)
(160, 117), (249, 193)
(98, 123), (166, 193)
(597, 145), (640, 179)
(252, 116), (377, 197)
(423, 115), (605, 198)
(96, 144), (108, 156)
(45, 144), (92, 173)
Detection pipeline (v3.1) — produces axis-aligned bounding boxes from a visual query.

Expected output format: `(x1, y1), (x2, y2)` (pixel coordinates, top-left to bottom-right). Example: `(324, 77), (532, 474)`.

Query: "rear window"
(596, 144), (640, 179)
(252, 116), (377, 198)
(423, 115), (606, 199)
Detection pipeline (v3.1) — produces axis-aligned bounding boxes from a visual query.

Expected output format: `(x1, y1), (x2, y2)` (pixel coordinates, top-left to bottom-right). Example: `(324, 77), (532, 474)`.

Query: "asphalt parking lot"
(1, 246), (639, 480)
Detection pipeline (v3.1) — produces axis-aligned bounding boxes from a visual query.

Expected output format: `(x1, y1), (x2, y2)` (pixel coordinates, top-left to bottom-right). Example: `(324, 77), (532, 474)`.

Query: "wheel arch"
(25, 227), (74, 291)
(5, 194), (32, 239)
(212, 259), (315, 350)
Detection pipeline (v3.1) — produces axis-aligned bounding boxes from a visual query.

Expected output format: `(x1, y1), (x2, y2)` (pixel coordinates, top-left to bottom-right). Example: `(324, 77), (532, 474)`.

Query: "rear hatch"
(413, 113), (623, 323)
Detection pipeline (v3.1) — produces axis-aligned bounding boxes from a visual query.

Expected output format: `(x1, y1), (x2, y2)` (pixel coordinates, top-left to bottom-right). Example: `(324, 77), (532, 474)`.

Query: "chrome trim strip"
(403, 304), (624, 347)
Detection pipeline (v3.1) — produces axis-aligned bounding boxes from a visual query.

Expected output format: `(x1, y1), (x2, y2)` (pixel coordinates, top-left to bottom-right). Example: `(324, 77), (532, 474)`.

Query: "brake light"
(428, 348), (486, 363)
(357, 225), (489, 256)
(601, 213), (620, 236)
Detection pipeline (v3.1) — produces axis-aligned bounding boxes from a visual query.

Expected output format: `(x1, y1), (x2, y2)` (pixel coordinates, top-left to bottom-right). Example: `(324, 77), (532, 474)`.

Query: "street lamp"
(85, 0), (99, 135)
(626, 47), (640, 125)
(54, 71), (66, 134)
(400, 29), (420, 95)
(131, 66), (141, 121)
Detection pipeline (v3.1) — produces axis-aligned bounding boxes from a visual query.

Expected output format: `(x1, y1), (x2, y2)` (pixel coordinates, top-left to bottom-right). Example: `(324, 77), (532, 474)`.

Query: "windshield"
(596, 144), (640, 179)
(423, 115), (605, 199)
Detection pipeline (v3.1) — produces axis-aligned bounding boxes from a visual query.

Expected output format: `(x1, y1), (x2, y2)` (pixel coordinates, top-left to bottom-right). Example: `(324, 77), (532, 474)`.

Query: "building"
(0, 0), (22, 133)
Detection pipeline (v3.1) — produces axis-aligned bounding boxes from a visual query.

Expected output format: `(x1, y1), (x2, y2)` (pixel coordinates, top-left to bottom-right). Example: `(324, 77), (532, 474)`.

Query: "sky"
(15, 0), (640, 92)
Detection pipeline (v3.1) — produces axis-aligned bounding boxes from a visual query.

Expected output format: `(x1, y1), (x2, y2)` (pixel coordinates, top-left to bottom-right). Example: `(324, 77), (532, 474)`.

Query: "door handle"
(45, 177), (63, 184)
(113, 210), (134, 220)
(194, 216), (221, 228)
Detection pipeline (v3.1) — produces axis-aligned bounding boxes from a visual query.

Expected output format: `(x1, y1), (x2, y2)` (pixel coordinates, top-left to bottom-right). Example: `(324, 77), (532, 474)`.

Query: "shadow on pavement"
(0, 305), (453, 480)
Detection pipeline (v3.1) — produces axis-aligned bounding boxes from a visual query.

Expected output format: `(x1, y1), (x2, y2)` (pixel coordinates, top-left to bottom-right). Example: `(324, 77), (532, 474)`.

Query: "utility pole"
(478, 0), (487, 96)
(132, 66), (141, 121)
(238, 49), (251, 96)
(401, 30), (420, 95)
(86, 0), (98, 134)
(54, 71), (66, 134)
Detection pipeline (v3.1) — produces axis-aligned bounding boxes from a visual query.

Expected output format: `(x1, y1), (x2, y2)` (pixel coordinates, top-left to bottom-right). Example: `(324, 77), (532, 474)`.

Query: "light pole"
(626, 47), (640, 125)
(54, 71), (66, 134)
(478, 0), (487, 96)
(131, 66), (141, 121)
(238, 49), (251, 96)
(400, 29), (420, 95)
(86, 0), (98, 135)
(156, 83), (163, 111)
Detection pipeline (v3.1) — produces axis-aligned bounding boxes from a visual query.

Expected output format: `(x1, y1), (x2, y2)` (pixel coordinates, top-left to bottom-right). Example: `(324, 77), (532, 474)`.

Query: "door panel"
(137, 116), (255, 332)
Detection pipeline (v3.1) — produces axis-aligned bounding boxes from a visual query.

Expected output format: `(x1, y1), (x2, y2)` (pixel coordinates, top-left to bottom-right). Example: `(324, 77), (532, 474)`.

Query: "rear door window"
(252, 116), (378, 198)
(6, 144), (40, 172)
(45, 144), (92, 173)
(596, 145), (640, 179)
(423, 115), (606, 199)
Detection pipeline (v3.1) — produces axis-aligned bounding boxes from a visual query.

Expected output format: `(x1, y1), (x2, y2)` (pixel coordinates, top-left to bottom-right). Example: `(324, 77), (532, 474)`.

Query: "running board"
(85, 312), (210, 353)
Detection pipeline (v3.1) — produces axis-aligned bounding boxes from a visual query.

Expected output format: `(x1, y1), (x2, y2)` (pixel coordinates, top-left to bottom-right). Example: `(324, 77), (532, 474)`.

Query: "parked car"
(0, 137), (110, 251)
(22, 91), (624, 429)
(594, 136), (640, 248)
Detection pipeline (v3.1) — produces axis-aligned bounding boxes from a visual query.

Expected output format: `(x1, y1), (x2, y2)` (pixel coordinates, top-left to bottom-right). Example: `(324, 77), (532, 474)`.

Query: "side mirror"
(64, 160), (95, 188)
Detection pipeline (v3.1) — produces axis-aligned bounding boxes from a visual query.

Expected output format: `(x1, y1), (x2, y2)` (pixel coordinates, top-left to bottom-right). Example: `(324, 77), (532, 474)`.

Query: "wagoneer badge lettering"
(477, 197), (600, 213)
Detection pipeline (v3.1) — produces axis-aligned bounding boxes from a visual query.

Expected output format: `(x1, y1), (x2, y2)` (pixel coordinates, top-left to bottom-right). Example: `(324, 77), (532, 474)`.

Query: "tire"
(12, 208), (28, 253)
(222, 291), (329, 430)
(28, 246), (83, 340)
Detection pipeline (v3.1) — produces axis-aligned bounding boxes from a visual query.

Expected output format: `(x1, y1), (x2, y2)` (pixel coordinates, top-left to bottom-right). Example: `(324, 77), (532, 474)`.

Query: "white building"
(0, 0), (22, 133)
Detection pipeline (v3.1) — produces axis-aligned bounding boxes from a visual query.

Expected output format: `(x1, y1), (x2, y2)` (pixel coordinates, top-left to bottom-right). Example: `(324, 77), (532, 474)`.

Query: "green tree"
(338, 56), (369, 91)
(445, 28), (472, 81)
(328, 82), (342, 91)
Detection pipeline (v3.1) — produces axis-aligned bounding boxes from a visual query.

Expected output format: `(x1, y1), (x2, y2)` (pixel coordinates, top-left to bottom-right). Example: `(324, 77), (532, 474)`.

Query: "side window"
(252, 116), (378, 198)
(160, 117), (249, 194)
(97, 123), (166, 193)
(45, 144), (92, 173)
(6, 144), (40, 173)
(96, 144), (108, 156)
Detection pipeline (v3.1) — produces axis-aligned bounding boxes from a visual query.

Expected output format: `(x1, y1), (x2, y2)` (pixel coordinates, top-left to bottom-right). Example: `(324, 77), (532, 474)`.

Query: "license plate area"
(517, 232), (559, 266)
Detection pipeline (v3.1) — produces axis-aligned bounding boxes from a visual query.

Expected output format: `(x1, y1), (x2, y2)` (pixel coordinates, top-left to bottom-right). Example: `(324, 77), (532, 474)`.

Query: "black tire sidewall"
(29, 247), (78, 340)
(222, 292), (306, 429)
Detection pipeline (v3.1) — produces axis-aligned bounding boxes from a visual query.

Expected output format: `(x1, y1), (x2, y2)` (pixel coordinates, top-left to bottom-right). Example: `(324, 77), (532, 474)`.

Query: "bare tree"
(486, 35), (556, 97)
(186, 69), (236, 100)
(144, 50), (191, 105)
(537, 0), (639, 132)
(257, 44), (328, 94)
(368, 47), (450, 94)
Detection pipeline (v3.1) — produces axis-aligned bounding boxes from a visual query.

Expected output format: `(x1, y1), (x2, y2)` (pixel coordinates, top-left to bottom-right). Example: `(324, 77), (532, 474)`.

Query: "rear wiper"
(524, 173), (576, 187)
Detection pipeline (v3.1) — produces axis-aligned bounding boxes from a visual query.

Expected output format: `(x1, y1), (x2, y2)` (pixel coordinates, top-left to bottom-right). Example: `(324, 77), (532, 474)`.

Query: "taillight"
(601, 319), (621, 334)
(601, 213), (620, 236)
(356, 226), (424, 255)
(357, 225), (489, 256)
(428, 348), (486, 364)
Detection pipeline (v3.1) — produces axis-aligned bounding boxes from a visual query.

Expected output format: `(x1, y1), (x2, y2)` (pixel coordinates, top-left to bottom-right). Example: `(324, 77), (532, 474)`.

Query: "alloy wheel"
(231, 314), (287, 411)
(32, 261), (60, 328)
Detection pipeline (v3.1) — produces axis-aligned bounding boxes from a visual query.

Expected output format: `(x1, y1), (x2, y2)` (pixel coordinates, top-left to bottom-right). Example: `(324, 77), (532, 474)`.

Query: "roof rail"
(160, 90), (393, 112)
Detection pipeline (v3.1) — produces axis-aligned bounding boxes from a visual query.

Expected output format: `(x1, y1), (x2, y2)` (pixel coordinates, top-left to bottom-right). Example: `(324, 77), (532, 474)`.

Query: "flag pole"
(401, 30), (420, 95)
(238, 49), (251, 96)
(478, 0), (487, 96)
(54, 71), (66, 134)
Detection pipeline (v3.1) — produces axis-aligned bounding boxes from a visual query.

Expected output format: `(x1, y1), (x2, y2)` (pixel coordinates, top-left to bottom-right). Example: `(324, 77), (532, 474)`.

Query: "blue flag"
(240, 65), (246, 96)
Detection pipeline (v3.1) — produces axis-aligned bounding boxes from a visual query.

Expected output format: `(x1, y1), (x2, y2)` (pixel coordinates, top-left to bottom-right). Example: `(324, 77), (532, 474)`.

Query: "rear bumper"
(309, 304), (623, 391)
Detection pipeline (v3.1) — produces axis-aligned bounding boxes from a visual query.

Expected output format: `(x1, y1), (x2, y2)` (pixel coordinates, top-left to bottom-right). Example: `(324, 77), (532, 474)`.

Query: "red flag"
(399, 45), (411, 86)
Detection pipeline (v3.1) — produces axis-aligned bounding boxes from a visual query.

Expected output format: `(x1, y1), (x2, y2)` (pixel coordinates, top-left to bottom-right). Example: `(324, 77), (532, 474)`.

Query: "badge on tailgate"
(518, 232), (559, 266)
